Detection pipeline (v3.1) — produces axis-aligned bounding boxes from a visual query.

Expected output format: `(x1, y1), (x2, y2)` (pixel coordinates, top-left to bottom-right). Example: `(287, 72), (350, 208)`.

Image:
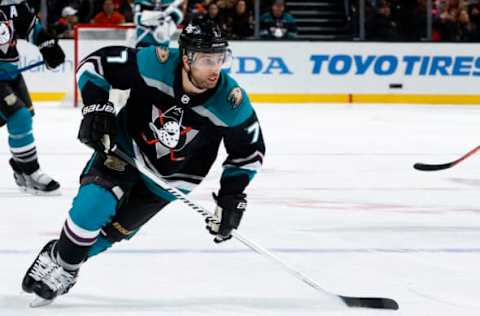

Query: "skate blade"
(25, 187), (62, 196)
(29, 294), (54, 308)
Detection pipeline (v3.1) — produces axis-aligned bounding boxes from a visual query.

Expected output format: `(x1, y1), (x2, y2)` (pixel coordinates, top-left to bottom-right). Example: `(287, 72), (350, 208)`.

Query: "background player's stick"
(113, 148), (399, 310)
(413, 145), (480, 171)
(0, 61), (45, 80)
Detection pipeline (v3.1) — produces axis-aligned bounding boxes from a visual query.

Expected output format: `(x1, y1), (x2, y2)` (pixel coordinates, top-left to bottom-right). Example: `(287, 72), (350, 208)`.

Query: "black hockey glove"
(38, 38), (65, 69)
(78, 102), (117, 154)
(206, 193), (247, 243)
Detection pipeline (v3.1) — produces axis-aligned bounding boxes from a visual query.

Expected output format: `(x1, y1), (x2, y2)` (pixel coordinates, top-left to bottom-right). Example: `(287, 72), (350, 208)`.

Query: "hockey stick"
(113, 148), (399, 310)
(0, 61), (45, 80)
(413, 145), (480, 171)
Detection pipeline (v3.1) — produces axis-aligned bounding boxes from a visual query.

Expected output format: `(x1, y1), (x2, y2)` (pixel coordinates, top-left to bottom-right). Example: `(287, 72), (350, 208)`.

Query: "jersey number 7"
(246, 122), (260, 144)
(107, 49), (128, 63)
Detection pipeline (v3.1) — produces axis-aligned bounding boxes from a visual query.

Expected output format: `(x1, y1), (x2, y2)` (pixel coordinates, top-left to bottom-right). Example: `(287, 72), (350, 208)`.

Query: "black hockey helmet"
(178, 18), (228, 55)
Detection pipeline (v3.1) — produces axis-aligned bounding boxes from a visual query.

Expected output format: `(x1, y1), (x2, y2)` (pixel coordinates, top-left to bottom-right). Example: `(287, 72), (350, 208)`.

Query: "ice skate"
(22, 240), (77, 307)
(9, 159), (61, 195)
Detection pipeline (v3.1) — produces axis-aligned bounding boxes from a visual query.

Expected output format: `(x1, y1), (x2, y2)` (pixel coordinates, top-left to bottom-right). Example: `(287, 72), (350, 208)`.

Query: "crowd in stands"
(45, 0), (297, 40)
(364, 0), (480, 41)
(46, 0), (480, 42)
(187, 0), (296, 39)
(363, 0), (427, 41)
(432, 0), (480, 41)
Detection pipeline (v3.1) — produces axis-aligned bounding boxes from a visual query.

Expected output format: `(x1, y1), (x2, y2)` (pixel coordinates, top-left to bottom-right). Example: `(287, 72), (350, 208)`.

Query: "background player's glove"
(78, 102), (117, 154)
(206, 193), (247, 243)
(38, 38), (65, 69)
(139, 10), (166, 27)
(153, 18), (177, 43)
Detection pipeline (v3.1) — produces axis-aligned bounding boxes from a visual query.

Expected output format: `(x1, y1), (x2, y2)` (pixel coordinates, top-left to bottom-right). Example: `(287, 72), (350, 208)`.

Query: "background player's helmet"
(178, 18), (228, 55)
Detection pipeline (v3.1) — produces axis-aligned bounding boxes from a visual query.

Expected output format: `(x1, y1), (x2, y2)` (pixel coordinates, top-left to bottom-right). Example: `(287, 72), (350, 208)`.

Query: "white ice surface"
(1, 103), (480, 315)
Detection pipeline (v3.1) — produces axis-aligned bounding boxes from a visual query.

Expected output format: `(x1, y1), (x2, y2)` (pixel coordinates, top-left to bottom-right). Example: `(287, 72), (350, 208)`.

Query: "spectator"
(468, 0), (480, 35)
(432, 0), (443, 40)
(436, 0), (464, 40)
(53, 6), (78, 38)
(216, 0), (236, 31)
(389, 0), (425, 41)
(46, 0), (63, 24)
(216, 0), (236, 14)
(185, 0), (208, 11)
(230, 0), (254, 39)
(92, 0), (126, 25)
(456, 9), (476, 41)
(260, 0), (297, 39)
(411, 0), (428, 40)
(77, 0), (100, 23)
(204, 2), (229, 34)
(185, 0), (212, 20)
(365, 0), (399, 40)
(205, 2), (221, 24)
(112, 0), (124, 11)
(119, 0), (134, 22)
(216, 0), (232, 7)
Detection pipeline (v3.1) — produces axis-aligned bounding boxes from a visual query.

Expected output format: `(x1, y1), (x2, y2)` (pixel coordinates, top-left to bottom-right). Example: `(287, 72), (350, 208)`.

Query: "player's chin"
(204, 78), (219, 89)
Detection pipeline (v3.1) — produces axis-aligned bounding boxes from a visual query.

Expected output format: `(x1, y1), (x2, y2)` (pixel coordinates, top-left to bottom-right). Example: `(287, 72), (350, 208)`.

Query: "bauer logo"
(310, 54), (480, 77)
(226, 56), (293, 75)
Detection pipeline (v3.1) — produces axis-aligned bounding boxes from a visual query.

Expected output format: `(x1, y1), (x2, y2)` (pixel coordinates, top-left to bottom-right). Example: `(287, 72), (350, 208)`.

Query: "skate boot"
(22, 240), (78, 307)
(24, 169), (61, 195)
(9, 158), (26, 188)
(9, 159), (60, 195)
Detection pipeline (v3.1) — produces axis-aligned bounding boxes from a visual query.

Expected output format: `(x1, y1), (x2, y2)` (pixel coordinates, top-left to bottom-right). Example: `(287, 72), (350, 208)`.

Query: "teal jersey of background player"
(0, 0), (52, 77)
(134, 0), (183, 48)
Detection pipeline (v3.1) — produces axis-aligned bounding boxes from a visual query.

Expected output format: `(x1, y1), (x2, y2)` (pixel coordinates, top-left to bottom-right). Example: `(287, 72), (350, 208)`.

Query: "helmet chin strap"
(187, 68), (200, 90)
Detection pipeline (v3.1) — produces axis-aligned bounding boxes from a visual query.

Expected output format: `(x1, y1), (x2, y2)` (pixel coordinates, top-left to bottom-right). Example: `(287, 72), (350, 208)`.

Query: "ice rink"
(1, 102), (480, 315)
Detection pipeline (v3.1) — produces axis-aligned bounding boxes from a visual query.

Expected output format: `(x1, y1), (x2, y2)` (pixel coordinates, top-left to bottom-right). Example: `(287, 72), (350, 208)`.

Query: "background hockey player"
(0, 0), (65, 194)
(134, 0), (184, 48)
(22, 18), (265, 306)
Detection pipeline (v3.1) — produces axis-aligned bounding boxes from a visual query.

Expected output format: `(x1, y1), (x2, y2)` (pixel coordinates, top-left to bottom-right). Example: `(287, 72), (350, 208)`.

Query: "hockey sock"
(7, 107), (39, 174)
(56, 184), (118, 266)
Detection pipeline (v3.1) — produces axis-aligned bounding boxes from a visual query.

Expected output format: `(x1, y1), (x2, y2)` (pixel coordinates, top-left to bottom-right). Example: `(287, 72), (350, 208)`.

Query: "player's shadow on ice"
(4, 293), (341, 311)
(59, 293), (335, 310)
(448, 177), (480, 187)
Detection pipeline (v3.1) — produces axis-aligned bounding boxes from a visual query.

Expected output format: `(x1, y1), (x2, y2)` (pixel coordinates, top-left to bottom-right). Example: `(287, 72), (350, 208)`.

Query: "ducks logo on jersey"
(142, 105), (196, 161)
(227, 87), (243, 109)
(155, 46), (169, 63)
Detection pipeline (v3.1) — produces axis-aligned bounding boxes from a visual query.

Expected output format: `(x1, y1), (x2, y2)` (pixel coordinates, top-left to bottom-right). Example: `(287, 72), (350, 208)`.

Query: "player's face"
(189, 52), (228, 89)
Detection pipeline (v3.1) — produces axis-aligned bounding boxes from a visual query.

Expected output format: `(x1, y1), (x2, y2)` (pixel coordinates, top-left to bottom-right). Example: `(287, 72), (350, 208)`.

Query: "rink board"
(14, 40), (480, 104)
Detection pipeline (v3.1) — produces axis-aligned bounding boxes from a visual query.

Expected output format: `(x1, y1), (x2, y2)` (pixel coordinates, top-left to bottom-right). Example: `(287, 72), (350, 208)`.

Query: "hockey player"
(22, 18), (265, 306)
(134, 0), (184, 48)
(0, 1), (65, 194)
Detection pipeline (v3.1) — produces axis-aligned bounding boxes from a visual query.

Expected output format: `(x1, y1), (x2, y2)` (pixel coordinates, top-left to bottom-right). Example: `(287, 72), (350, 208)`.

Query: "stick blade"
(340, 295), (399, 310)
(413, 162), (453, 171)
